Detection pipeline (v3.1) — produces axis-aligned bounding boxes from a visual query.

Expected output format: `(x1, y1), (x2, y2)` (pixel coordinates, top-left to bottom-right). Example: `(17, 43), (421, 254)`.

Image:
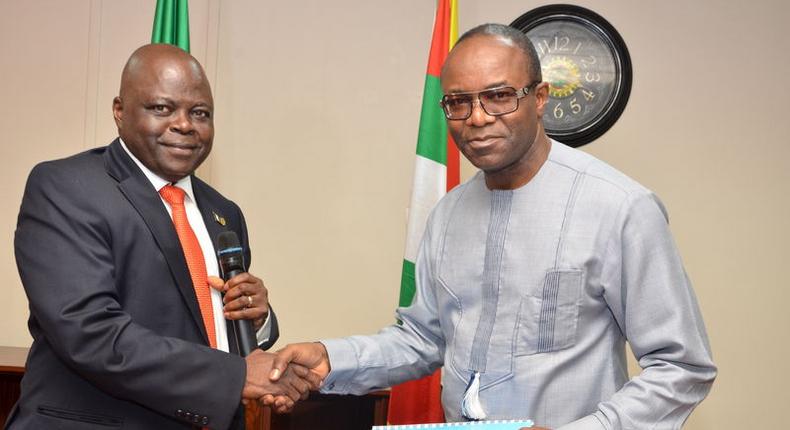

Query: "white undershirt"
(120, 139), (269, 352)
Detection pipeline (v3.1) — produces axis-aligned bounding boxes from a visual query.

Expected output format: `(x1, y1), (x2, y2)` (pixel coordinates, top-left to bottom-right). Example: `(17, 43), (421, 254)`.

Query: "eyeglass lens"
(443, 87), (520, 119)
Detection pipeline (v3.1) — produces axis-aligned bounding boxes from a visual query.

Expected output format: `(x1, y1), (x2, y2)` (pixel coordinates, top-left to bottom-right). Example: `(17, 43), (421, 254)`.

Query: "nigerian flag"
(388, 0), (459, 424)
(152, 0), (190, 52)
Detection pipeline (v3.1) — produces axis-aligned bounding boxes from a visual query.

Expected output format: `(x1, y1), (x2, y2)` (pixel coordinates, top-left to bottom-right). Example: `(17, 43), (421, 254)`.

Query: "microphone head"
(217, 231), (244, 278)
(217, 231), (241, 251)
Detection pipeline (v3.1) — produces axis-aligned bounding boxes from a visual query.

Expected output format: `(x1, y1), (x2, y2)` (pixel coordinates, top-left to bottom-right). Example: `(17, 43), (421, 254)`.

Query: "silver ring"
(246, 295), (253, 308)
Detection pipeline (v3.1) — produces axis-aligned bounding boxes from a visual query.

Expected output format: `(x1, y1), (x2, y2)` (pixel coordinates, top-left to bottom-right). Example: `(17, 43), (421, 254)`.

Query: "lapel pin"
(213, 212), (226, 226)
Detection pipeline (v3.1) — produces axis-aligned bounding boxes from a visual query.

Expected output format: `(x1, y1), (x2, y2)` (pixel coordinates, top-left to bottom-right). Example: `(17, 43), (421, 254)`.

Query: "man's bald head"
(113, 44), (215, 183)
(119, 44), (211, 102)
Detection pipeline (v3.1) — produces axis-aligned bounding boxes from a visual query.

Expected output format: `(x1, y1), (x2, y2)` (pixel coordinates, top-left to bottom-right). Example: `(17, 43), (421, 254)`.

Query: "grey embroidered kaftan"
(321, 142), (716, 429)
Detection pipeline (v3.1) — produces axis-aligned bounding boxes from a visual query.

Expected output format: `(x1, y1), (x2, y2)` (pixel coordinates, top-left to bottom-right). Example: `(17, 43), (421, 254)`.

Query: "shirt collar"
(119, 138), (196, 202)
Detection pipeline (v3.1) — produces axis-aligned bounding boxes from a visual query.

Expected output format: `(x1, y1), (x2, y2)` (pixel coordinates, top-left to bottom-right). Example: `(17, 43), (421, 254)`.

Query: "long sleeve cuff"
(318, 338), (361, 393)
(255, 313), (271, 345)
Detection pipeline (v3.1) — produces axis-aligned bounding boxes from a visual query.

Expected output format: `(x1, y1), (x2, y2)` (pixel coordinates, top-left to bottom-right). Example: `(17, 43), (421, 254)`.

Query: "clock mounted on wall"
(511, 4), (632, 147)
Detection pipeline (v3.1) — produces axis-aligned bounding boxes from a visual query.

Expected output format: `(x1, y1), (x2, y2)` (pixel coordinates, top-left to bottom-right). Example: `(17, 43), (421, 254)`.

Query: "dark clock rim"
(510, 4), (632, 148)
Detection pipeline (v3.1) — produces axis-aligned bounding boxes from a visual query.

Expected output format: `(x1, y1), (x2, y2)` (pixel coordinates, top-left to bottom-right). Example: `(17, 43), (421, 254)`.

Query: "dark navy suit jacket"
(7, 140), (278, 429)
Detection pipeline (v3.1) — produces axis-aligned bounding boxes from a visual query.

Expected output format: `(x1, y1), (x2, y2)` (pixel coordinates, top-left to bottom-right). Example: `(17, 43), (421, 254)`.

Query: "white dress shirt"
(120, 139), (269, 352)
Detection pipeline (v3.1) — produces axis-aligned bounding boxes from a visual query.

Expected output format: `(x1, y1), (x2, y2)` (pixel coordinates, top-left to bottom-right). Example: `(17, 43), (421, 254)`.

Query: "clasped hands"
(209, 273), (329, 412)
(242, 344), (552, 429)
(242, 343), (331, 413)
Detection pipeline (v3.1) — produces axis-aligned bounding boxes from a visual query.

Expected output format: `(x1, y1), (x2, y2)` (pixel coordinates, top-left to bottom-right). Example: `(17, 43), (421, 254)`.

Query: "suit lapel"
(193, 183), (226, 255)
(104, 140), (211, 345)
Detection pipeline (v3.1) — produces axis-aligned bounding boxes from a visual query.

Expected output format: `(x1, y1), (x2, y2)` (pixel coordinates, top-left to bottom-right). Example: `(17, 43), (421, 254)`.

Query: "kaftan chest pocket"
(515, 269), (583, 356)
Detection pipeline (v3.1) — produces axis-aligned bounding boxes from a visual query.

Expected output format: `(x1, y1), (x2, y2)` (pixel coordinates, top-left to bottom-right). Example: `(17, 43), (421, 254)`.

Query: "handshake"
(242, 342), (331, 413)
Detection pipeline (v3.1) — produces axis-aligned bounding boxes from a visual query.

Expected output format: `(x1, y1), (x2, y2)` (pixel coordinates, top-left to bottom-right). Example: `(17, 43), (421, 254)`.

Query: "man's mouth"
(466, 135), (502, 149)
(160, 142), (199, 154)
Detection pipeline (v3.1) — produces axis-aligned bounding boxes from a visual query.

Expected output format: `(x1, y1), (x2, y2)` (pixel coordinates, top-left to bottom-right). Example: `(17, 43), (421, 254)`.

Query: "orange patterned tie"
(159, 185), (217, 349)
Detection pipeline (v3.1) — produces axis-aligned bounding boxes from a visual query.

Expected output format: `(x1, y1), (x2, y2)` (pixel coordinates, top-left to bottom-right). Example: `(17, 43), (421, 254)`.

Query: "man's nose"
(170, 110), (194, 134)
(466, 99), (495, 126)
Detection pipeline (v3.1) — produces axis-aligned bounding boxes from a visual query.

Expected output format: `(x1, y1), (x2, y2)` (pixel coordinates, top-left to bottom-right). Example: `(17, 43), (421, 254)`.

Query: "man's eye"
(151, 105), (170, 113)
(445, 97), (470, 107)
(485, 90), (514, 101)
(192, 110), (211, 119)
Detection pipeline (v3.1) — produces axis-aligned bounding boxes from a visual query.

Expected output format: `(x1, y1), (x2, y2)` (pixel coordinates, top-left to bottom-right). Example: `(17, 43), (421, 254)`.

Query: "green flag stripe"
(415, 75), (448, 165)
(399, 259), (417, 307)
(152, 0), (190, 53)
(152, 0), (169, 41)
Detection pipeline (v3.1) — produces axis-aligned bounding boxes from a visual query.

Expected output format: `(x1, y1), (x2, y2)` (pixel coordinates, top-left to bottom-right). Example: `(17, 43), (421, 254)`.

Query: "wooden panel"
(246, 400), (267, 429)
(0, 346), (26, 426)
(0, 372), (22, 426)
(266, 391), (389, 430)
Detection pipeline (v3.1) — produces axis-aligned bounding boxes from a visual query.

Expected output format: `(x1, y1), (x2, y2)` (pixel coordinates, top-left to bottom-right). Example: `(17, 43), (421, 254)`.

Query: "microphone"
(217, 231), (258, 356)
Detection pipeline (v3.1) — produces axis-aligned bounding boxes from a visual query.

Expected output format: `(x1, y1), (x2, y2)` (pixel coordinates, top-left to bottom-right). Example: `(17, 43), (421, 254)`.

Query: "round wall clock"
(511, 4), (632, 147)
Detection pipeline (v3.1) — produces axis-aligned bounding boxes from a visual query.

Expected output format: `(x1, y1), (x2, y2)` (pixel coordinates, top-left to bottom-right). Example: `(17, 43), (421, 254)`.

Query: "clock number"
(585, 72), (601, 82)
(537, 39), (551, 57)
(554, 35), (570, 52)
(580, 55), (597, 69)
(538, 37), (572, 56)
(553, 102), (564, 119)
(570, 98), (581, 114)
(511, 6), (632, 147)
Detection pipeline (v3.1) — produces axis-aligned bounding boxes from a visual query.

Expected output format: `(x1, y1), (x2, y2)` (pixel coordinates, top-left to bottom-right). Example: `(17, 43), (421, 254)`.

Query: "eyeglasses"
(439, 82), (540, 120)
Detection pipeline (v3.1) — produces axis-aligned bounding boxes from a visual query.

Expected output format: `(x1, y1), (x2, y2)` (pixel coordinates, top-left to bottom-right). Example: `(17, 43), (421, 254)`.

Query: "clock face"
(511, 5), (632, 147)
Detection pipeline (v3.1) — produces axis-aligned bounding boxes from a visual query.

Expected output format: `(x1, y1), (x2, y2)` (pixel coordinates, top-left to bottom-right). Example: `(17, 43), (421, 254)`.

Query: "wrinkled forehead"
(147, 59), (208, 89)
(122, 56), (212, 99)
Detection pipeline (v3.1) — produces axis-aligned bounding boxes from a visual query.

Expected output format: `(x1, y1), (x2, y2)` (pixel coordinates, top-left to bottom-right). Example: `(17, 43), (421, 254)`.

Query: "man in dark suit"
(7, 44), (316, 429)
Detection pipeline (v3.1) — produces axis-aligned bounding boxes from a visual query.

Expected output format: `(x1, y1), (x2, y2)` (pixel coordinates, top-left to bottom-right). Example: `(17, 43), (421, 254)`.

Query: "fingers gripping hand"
(262, 362), (325, 414)
(243, 350), (306, 405)
(278, 364), (314, 400)
(273, 395), (296, 414)
(289, 363), (324, 390)
(270, 342), (331, 384)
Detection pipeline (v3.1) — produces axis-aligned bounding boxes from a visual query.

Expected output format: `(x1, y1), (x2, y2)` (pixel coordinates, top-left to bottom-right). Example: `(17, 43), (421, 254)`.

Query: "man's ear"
(112, 96), (123, 128)
(534, 82), (550, 118)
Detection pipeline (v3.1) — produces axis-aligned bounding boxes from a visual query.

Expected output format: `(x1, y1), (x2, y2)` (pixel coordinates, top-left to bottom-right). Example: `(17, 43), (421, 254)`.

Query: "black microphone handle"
(225, 268), (258, 356)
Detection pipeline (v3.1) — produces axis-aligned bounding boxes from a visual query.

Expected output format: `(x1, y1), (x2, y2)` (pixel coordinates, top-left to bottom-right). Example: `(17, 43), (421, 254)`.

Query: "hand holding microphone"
(207, 273), (269, 327)
(208, 231), (268, 356)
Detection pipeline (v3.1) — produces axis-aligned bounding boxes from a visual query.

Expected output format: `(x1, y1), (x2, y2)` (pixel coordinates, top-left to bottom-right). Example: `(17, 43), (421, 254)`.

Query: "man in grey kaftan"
(271, 23), (716, 429)
(320, 141), (715, 429)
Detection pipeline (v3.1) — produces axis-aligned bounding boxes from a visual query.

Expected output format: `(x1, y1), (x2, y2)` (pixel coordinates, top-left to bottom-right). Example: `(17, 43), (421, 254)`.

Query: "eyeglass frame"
(438, 81), (541, 120)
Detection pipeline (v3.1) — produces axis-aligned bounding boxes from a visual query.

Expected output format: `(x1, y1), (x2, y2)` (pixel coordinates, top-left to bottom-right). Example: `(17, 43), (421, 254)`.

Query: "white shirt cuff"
(255, 312), (272, 345)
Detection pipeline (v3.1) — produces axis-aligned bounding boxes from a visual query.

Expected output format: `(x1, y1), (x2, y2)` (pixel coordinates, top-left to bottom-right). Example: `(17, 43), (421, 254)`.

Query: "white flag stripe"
(404, 155), (447, 262)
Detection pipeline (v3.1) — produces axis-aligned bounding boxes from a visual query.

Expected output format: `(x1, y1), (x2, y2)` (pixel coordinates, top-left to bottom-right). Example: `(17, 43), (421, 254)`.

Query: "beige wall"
(1, 0), (788, 427)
